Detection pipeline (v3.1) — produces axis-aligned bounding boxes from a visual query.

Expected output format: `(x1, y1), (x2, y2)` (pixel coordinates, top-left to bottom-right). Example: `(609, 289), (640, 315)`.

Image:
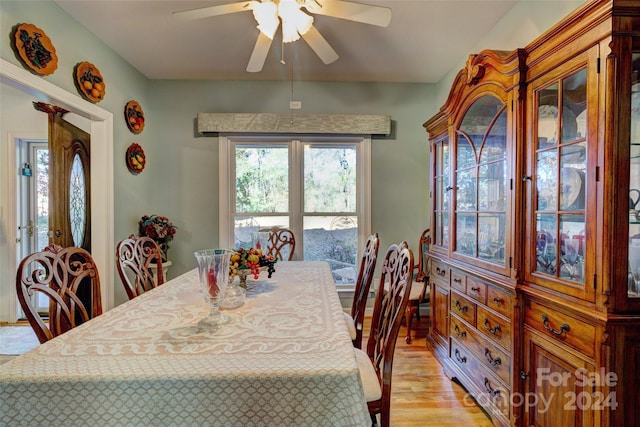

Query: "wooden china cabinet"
(424, 1), (640, 426)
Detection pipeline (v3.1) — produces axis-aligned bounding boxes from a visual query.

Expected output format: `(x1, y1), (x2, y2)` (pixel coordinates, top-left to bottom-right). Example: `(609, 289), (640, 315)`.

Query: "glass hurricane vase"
(194, 249), (233, 329)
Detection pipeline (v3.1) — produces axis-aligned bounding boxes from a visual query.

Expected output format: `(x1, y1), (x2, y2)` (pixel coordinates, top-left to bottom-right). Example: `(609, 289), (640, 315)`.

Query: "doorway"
(15, 139), (49, 318)
(1, 58), (115, 323)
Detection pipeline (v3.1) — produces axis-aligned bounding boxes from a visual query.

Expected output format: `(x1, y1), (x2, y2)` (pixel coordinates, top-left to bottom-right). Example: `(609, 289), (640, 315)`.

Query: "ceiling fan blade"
(247, 32), (274, 72)
(301, 25), (339, 65)
(306, 0), (392, 27)
(173, 2), (249, 20)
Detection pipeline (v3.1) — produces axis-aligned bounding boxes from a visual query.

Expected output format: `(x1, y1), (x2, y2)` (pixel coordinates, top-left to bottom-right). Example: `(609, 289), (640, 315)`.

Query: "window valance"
(197, 113), (391, 135)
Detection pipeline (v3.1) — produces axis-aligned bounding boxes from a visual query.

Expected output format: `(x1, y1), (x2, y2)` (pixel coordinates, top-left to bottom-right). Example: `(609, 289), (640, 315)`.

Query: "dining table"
(0, 261), (370, 427)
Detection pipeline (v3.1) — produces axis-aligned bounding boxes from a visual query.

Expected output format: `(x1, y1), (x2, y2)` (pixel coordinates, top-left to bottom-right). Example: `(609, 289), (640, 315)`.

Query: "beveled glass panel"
(457, 135), (475, 169)
(456, 214), (476, 257)
(478, 214), (506, 264)
(460, 96), (504, 148)
(560, 145), (586, 210)
(538, 83), (559, 149)
(629, 53), (640, 298)
(481, 110), (507, 163)
(559, 214), (585, 283)
(442, 213), (449, 248)
(478, 162), (506, 211)
(435, 213), (442, 246)
(69, 153), (86, 247)
(561, 69), (587, 143)
(456, 168), (477, 211)
(536, 150), (558, 211)
(437, 140), (450, 176)
(536, 214), (557, 276)
(436, 177), (444, 211)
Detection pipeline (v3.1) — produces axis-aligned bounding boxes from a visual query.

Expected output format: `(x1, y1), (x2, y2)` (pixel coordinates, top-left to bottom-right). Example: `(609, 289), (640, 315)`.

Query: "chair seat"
(344, 311), (357, 340)
(354, 348), (382, 401)
(382, 280), (426, 301)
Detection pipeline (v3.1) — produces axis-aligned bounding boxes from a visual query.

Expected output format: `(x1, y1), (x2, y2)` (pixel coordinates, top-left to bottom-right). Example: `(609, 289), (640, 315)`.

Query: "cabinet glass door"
(434, 136), (450, 250)
(454, 95), (507, 268)
(533, 68), (588, 288)
(628, 53), (640, 298)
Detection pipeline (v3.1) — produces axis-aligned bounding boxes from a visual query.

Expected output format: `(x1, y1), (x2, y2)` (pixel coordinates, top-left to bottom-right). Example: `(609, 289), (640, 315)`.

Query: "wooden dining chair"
(259, 227), (296, 261)
(16, 244), (103, 344)
(116, 234), (164, 300)
(405, 228), (431, 343)
(355, 241), (414, 427)
(344, 233), (380, 349)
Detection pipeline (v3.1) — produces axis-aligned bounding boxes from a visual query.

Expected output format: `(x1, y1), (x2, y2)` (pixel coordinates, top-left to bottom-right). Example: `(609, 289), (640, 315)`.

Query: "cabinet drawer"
(477, 306), (511, 351)
(450, 341), (510, 418)
(451, 291), (476, 325)
(450, 317), (511, 385)
(451, 271), (466, 292)
(466, 276), (487, 303)
(486, 285), (512, 318)
(431, 260), (450, 284)
(525, 300), (595, 358)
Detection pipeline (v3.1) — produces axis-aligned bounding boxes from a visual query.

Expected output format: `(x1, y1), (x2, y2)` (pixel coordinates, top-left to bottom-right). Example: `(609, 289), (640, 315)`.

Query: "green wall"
(144, 79), (433, 286)
(0, 0), (584, 316)
(0, 0), (433, 313)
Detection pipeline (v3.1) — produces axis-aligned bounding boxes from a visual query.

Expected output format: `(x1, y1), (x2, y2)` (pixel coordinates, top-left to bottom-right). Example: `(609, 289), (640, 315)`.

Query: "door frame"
(1, 58), (115, 322)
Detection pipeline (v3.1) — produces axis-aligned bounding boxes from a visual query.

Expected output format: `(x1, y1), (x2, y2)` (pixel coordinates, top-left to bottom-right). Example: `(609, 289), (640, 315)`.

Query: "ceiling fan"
(173, 0), (392, 72)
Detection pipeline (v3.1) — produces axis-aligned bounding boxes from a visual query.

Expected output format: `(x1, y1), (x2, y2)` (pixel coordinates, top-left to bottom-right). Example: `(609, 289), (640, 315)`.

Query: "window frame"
(219, 133), (372, 286)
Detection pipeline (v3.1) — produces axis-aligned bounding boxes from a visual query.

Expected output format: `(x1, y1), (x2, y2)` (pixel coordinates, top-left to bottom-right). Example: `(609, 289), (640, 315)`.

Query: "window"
(220, 135), (371, 286)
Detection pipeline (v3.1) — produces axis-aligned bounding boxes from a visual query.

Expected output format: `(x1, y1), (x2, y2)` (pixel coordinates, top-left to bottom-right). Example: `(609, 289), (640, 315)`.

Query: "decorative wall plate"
(74, 61), (106, 102)
(126, 143), (146, 174)
(12, 23), (58, 75)
(124, 100), (145, 134)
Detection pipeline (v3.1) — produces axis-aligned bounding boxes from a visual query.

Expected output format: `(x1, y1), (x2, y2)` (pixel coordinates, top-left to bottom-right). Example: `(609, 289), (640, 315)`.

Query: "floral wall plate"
(12, 23), (58, 75)
(124, 100), (145, 134)
(126, 143), (146, 174)
(74, 61), (106, 102)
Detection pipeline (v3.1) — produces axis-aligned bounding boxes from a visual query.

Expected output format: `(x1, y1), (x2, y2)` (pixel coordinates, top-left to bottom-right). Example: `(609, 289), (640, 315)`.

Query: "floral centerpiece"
(138, 214), (177, 261)
(229, 246), (276, 288)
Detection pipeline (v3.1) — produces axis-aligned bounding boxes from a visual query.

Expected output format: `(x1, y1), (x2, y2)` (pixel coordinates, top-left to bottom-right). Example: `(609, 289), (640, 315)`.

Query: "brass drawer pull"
(493, 297), (503, 304)
(454, 349), (467, 363)
(541, 314), (570, 336)
(470, 286), (480, 293)
(454, 325), (467, 338)
(484, 317), (501, 335)
(436, 267), (446, 277)
(453, 277), (462, 283)
(455, 300), (469, 313)
(484, 347), (502, 367)
(484, 378), (500, 397)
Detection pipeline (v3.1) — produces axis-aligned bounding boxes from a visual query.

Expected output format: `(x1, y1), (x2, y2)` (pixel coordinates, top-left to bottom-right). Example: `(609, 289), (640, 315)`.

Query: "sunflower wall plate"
(12, 23), (58, 75)
(74, 61), (106, 102)
(126, 143), (146, 174)
(124, 100), (145, 134)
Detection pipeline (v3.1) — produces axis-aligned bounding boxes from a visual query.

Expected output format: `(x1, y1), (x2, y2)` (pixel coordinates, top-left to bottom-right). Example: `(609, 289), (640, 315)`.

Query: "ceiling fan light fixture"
(252, 1), (279, 39)
(278, 0), (314, 42)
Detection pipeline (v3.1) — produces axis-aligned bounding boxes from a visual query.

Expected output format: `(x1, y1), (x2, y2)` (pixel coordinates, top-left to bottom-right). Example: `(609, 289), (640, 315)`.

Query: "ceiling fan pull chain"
(280, 39), (286, 65)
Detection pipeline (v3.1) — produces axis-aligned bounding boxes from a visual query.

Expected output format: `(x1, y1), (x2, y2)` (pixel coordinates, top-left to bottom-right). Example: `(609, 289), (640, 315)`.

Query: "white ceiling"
(53, 0), (530, 83)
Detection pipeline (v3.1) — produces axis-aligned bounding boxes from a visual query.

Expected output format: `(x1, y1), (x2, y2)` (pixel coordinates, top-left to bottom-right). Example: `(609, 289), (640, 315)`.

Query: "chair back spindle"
(16, 244), (103, 344)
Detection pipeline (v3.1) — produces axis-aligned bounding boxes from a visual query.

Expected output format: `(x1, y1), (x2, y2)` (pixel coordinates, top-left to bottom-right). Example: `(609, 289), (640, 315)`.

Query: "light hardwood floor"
(370, 315), (494, 426)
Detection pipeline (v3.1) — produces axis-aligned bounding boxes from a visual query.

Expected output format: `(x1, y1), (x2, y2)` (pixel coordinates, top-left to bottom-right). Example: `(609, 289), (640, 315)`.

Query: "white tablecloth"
(0, 261), (369, 426)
